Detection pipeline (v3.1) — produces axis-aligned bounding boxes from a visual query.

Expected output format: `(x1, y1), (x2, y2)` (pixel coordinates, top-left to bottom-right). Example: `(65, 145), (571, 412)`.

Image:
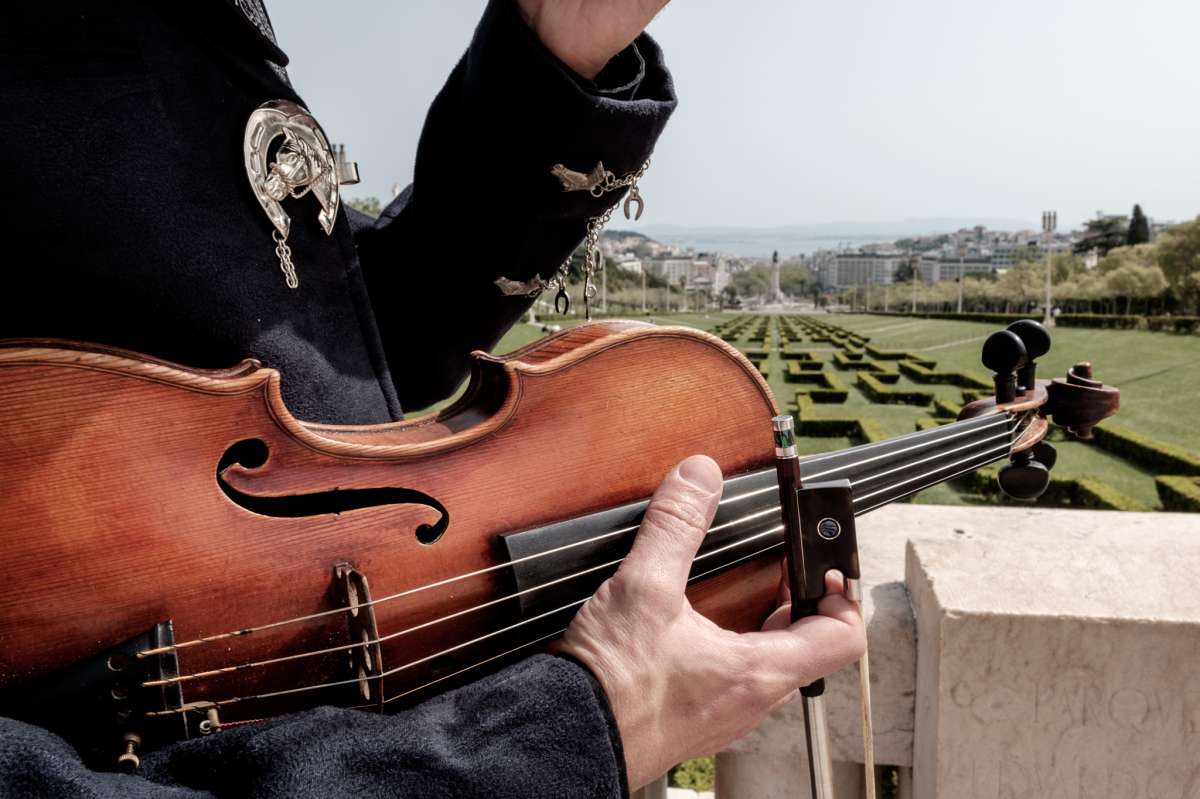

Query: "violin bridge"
(334, 562), (385, 712)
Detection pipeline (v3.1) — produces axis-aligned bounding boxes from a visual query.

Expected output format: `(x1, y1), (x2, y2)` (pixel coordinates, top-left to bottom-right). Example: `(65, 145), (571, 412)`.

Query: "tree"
(1104, 263), (1167, 314)
(1097, 244), (1155, 274)
(778, 262), (811, 296)
(1156, 218), (1200, 313)
(1073, 215), (1128, 256)
(346, 196), (381, 217)
(995, 261), (1044, 312)
(730, 268), (770, 299)
(1127, 204), (1151, 246)
(894, 259), (916, 283)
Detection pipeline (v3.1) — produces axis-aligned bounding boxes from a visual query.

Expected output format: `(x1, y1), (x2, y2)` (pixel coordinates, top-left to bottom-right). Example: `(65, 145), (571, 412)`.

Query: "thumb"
(615, 455), (723, 600)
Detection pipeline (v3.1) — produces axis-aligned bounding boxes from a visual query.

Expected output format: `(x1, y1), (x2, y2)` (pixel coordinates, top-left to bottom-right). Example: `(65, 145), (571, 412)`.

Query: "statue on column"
(769, 249), (786, 305)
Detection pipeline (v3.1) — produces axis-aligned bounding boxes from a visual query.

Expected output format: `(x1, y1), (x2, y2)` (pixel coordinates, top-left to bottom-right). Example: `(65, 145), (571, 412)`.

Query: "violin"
(0, 319), (1117, 770)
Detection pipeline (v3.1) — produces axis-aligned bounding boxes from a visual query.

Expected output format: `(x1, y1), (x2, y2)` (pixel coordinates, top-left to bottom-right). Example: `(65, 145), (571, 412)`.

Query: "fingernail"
(678, 456), (722, 495)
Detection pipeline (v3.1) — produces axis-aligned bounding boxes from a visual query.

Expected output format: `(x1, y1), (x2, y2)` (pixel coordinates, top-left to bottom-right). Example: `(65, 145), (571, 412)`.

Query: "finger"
(818, 570), (862, 627)
(760, 602), (792, 632)
(615, 455), (723, 598)
(762, 570), (859, 634)
(775, 559), (791, 607)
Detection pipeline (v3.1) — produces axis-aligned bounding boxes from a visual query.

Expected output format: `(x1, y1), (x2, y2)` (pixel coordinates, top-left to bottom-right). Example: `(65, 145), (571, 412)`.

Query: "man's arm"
(1, 655), (627, 798)
(353, 0), (676, 410)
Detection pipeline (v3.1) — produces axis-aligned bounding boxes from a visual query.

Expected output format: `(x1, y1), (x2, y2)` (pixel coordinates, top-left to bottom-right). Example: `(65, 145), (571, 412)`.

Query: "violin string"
(144, 416), (1032, 714)
(150, 430), (1007, 718)
(343, 432), (1029, 711)
(855, 450), (1010, 516)
(853, 442), (1012, 504)
(137, 466), (780, 660)
(138, 413), (1016, 660)
(144, 523), (785, 689)
(144, 531), (788, 714)
(143, 417), (1027, 691)
(376, 539), (789, 707)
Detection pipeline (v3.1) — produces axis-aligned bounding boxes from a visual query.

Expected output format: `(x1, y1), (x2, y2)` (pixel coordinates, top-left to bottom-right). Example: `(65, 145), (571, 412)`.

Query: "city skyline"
(272, 1), (1200, 231)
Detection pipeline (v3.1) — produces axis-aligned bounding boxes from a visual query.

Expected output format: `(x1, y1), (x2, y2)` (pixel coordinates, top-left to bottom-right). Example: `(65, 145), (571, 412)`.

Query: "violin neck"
(499, 412), (1018, 618)
(799, 410), (1017, 513)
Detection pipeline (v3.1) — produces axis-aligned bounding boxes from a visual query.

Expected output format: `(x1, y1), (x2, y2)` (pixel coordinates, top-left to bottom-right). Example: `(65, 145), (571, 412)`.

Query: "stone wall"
(717, 504), (1200, 798)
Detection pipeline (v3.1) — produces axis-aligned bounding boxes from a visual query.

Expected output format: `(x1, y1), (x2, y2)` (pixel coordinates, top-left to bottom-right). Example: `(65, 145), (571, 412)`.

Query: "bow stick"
(773, 415), (876, 799)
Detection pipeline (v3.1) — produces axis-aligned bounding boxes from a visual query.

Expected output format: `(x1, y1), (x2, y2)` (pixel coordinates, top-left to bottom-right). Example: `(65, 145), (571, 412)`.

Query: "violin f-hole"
(216, 439), (451, 544)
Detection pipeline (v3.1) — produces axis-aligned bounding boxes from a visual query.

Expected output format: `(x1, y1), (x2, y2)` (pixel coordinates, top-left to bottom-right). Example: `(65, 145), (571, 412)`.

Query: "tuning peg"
(997, 451), (1050, 500)
(1030, 440), (1057, 471)
(1006, 320), (1051, 391)
(981, 330), (1027, 404)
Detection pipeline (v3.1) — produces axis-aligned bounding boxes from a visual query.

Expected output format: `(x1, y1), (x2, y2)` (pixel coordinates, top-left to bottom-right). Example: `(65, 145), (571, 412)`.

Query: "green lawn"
(417, 310), (1199, 511)
(830, 314), (1200, 450)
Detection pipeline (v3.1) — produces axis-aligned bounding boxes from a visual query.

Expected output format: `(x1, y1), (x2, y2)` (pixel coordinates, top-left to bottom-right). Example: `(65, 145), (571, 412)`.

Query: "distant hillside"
(602, 229), (650, 241)
(637, 218), (1032, 257)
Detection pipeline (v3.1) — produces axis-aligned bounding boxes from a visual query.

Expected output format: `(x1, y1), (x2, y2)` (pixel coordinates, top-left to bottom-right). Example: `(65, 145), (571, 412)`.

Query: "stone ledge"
(722, 503), (1200, 776)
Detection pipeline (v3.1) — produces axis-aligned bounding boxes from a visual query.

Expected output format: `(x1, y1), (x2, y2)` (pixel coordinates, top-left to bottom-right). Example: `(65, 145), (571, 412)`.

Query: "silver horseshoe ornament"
(244, 100), (341, 238)
(243, 100), (358, 287)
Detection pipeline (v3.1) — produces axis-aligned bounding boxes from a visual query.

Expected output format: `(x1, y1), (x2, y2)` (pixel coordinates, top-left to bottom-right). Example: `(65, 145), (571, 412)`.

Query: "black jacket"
(0, 0), (675, 796)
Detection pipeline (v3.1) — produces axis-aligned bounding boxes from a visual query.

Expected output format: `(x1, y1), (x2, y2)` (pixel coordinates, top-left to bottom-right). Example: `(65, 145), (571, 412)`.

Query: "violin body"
(0, 323), (783, 734)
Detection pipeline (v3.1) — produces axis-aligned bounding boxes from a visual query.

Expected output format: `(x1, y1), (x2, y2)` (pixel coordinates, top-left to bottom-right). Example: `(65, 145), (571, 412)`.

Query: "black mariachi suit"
(0, 1), (676, 796)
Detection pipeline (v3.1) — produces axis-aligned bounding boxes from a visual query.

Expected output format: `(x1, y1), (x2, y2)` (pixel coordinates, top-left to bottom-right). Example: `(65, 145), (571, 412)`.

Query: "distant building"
(611, 252), (642, 274)
(823, 252), (908, 288)
(918, 255), (998, 282)
(648, 258), (694, 285)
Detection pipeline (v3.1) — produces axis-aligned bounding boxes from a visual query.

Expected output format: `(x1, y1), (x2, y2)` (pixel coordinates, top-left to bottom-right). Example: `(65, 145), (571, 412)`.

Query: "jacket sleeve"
(0, 655), (628, 799)
(354, 0), (677, 411)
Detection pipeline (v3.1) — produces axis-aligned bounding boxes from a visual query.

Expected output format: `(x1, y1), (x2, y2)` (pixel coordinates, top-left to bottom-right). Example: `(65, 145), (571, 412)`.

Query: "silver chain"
(494, 159), (651, 315)
(273, 229), (299, 289)
(553, 159), (650, 319)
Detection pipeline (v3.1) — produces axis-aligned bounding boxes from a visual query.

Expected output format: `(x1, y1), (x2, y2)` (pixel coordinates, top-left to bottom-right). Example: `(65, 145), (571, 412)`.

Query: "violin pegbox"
(973, 320), (1120, 500)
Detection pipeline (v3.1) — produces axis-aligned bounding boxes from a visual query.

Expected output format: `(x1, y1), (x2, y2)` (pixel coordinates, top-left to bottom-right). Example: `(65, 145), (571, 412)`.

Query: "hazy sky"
(271, 1), (1199, 232)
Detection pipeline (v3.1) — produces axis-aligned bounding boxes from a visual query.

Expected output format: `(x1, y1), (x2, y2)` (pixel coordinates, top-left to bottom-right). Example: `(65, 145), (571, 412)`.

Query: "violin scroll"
(1044, 361), (1118, 440)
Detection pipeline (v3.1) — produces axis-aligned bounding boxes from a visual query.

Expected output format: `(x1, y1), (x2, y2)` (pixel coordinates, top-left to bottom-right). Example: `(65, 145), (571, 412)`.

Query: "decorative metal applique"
(495, 160), (651, 320)
(243, 100), (356, 289)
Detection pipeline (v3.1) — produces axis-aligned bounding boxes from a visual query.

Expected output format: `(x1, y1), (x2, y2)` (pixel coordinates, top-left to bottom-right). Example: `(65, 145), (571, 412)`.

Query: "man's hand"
(559, 455), (867, 790)
(516, 0), (670, 80)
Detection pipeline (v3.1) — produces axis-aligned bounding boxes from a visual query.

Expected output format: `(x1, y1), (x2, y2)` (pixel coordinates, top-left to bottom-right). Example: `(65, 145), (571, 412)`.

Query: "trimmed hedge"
(866, 347), (938, 368)
(855, 310), (1039, 325)
(832, 351), (879, 370)
(791, 371), (848, 403)
(899, 360), (991, 390)
(856, 372), (934, 406)
(932, 398), (962, 419)
(794, 395), (887, 444)
(858, 419), (888, 444)
(848, 311), (1200, 334)
(865, 346), (910, 361)
(1091, 425), (1200, 475)
(862, 362), (900, 383)
(1156, 476), (1200, 512)
(1073, 478), (1151, 511)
